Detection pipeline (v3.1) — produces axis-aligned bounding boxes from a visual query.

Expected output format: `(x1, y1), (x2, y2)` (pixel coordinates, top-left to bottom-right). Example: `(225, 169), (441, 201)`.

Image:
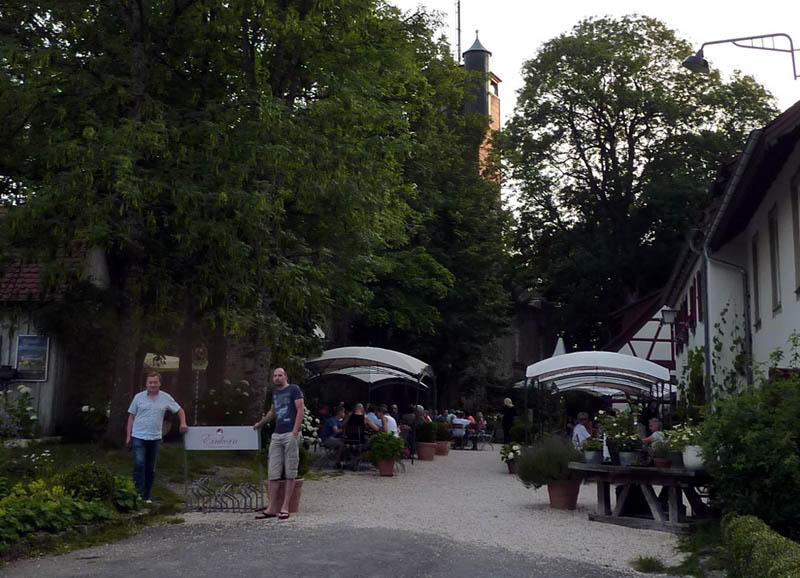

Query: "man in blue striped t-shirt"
(126, 371), (188, 503)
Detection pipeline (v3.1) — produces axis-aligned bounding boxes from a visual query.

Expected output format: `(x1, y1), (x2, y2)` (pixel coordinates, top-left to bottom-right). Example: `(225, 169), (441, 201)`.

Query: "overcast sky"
(390, 0), (800, 122)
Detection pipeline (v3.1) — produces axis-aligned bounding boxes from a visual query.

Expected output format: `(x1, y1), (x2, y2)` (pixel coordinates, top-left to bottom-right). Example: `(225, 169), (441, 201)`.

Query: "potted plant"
(434, 422), (452, 456)
(677, 424), (704, 470)
(664, 429), (685, 468)
(581, 438), (604, 464)
(652, 440), (672, 468)
(500, 443), (522, 473)
(415, 422), (437, 461)
(273, 444), (310, 513)
(614, 434), (642, 466)
(598, 410), (641, 465)
(368, 432), (405, 476)
(516, 435), (584, 510)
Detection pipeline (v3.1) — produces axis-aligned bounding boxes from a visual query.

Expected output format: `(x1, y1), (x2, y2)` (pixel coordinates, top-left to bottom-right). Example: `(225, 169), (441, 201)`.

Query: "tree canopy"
(503, 15), (776, 350)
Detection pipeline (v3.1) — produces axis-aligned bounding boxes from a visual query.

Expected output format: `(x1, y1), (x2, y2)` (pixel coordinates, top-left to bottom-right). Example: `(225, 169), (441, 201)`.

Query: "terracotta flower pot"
(435, 440), (450, 456)
(654, 457), (672, 468)
(273, 478), (304, 513)
(377, 459), (395, 477)
(506, 460), (517, 474)
(547, 480), (581, 510)
(416, 442), (437, 461)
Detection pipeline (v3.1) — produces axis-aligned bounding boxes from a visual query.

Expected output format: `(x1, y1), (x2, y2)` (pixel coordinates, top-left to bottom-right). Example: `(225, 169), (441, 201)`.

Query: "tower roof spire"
(464, 30), (491, 56)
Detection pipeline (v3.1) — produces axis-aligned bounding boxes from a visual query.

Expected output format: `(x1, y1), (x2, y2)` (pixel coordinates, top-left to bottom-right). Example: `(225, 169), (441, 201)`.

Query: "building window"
(792, 170), (800, 294)
(752, 233), (761, 328)
(768, 205), (781, 312)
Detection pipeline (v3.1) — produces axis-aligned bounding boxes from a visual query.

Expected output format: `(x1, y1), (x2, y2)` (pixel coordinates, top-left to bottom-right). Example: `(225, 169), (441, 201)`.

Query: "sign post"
(183, 426), (263, 512)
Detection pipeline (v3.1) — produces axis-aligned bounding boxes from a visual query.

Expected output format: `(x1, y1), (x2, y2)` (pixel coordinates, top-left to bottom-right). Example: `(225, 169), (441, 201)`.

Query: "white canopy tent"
(525, 351), (670, 397)
(304, 347), (435, 405)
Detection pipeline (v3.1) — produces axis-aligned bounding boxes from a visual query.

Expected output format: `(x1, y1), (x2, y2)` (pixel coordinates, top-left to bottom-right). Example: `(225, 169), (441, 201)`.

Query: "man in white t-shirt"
(571, 412), (591, 449)
(377, 404), (398, 437)
(126, 371), (188, 503)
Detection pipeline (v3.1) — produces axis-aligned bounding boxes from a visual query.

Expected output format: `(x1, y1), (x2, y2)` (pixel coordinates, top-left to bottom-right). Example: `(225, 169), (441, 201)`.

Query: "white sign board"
(184, 426), (260, 451)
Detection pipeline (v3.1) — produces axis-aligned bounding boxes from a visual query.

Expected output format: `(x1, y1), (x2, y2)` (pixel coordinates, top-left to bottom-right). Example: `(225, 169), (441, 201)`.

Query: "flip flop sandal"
(278, 511), (290, 520)
(255, 512), (277, 519)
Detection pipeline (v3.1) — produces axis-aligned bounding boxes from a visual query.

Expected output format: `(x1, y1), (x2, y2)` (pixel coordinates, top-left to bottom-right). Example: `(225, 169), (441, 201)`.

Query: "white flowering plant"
(0, 384), (38, 438)
(665, 423), (703, 451)
(301, 407), (320, 442)
(597, 410), (641, 451)
(198, 379), (257, 426)
(500, 443), (522, 463)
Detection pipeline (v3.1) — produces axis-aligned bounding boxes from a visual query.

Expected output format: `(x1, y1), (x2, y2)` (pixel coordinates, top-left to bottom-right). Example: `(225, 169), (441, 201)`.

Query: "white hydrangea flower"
(81, 405), (90, 413)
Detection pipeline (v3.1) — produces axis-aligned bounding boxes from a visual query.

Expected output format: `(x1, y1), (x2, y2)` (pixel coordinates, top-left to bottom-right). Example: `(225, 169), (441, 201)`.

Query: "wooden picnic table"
(568, 462), (711, 533)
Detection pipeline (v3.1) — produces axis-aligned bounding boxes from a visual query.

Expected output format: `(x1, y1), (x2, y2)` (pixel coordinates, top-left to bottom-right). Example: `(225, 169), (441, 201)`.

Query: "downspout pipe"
(700, 129), (762, 403)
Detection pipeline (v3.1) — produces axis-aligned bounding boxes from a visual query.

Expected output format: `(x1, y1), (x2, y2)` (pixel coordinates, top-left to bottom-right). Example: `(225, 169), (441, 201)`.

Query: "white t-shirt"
(451, 417), (469, 437)
(383, 414), (399, 437)
(572, 423), (591, 449)
(128, 390), (181, 441)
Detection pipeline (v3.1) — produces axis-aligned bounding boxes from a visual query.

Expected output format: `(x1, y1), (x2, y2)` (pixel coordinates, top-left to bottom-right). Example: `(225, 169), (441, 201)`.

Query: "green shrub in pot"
(434, 422), (452, 442)
(416, 422), (436, 443)
(368, 433), (405, 463)
(516, 435), (583, 489)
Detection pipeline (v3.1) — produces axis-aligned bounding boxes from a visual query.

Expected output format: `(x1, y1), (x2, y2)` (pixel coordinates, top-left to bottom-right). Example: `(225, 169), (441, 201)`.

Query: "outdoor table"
(568, 462), (710, 533)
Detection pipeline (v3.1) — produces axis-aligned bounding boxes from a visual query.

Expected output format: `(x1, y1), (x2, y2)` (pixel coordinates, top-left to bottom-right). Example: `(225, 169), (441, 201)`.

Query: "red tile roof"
(0, 260), (44, 302)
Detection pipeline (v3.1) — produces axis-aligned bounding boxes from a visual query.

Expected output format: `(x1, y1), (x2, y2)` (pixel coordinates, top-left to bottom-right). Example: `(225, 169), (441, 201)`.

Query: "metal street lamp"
(682, 33), (799, 79)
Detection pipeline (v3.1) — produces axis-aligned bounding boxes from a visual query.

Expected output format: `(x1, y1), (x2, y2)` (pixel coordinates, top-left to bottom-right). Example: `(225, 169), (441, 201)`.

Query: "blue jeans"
(132, 437), (160, 500)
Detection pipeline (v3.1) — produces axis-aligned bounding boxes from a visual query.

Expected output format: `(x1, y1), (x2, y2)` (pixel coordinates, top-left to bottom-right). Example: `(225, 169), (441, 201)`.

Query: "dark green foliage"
(111, 477), (141, 513)
(509, 422), (534, 444)
(61, 463), (116, 503)
(297, 444), (310, 479)
(702, 379), (800, 539)
(434, 422), (452, 442)
(0, 480), (115, 547)
(724, 515), (800, 577)
(367, 433), (405, 463)
(415, 422), (436, 443)
(503, 15), (776, 349)
(516, 435), (583, 489)
(630, 557), (667, 573)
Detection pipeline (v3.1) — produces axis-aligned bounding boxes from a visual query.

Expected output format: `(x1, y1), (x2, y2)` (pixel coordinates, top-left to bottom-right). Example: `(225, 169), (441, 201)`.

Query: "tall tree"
(503, 16), (776, 349)
(347, 18), (511, 405)
(0, 1), (429, 441)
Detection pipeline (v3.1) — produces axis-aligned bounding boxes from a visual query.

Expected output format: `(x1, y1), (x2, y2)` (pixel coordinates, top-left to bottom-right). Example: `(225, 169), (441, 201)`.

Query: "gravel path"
(3, 448), (682, 577)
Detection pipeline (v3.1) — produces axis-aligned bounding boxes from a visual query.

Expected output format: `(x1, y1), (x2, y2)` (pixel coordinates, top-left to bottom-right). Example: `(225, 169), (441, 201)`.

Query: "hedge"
(724, 514), (800, 578)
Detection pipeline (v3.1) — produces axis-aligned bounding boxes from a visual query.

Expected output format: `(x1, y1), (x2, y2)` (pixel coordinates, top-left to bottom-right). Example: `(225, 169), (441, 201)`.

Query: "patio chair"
(342, 425), (368, 471)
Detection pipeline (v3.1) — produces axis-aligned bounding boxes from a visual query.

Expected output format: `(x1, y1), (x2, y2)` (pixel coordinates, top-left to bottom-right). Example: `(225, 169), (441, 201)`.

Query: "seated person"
(321, 406), (346, 467)
(571, 412), (591, 449)
(451, 411), (470, 448)
(365, 404), (383, 430)
(642, 417), (666, 447)
(376, 404), (399, 437)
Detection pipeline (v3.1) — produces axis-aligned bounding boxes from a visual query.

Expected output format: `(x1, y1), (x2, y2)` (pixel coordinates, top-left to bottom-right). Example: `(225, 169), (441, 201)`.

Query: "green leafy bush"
(434, 422), (452, 442)
(61, 463), (116, 503)
(509, 422), (533, 444)
(0, 480), (115, 547)
(298, 444), (310, 478)
(703, 378), (800, 539)
(724, 514), (800, 577)
(582, 438), (603, 451)
(112, 476), (141, 512)
(368, 433), (405, 462)
(416, 422), (436, 443)
(516, 435), (583, 489)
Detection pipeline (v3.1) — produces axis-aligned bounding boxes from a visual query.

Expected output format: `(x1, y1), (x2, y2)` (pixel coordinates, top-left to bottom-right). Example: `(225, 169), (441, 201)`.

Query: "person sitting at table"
(365, 404), (382, 430)
(451, 411), (470, 449)
(571, 412), (591, 449)
(642, 417), (665, 446)
(377, 404), (399, 437)
(321, 406), (346, 468)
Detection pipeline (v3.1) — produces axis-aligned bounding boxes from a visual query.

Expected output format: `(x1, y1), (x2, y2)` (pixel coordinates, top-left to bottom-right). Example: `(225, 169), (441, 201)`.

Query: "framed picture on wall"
(15, 335), (49, 381)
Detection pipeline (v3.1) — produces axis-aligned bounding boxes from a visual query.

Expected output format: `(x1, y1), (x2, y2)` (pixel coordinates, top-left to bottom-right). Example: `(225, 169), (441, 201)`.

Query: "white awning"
(312, 365), (428, 389)
(525, 351), (670, 396)
(304, 346), (434, 381)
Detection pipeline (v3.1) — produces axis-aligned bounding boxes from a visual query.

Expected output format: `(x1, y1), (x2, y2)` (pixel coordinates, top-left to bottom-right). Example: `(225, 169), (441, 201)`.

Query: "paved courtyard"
(5, 448), (682, 577)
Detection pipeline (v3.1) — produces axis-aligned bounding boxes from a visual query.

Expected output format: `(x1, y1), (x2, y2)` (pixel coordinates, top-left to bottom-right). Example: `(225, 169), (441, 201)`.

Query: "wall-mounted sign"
(184, 426), (260, 451)
(16, 335), (49, 381)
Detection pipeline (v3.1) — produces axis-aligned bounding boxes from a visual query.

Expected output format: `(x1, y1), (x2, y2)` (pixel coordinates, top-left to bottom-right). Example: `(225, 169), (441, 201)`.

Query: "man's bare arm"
(292, 398), (305, 435)
(253, 408), (275, 429)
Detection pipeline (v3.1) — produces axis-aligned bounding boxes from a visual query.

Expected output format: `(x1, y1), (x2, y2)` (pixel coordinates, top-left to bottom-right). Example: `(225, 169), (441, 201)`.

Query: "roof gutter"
(700, 129), (762, 403)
